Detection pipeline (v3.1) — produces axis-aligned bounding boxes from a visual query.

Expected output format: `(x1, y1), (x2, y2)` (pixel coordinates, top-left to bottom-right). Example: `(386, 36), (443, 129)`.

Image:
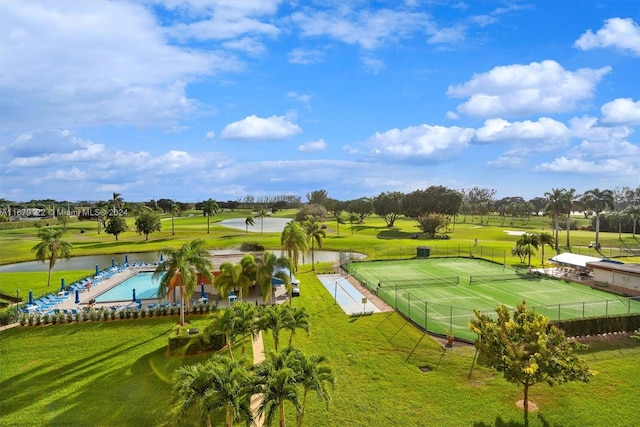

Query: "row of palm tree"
(175, 302), (331, 427)
(281, 218), (326, 272)
(513, 232), (555, 267)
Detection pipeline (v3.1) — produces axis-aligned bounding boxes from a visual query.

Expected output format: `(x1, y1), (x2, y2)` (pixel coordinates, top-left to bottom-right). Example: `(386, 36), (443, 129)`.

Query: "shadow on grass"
(472, 413), (551, 427)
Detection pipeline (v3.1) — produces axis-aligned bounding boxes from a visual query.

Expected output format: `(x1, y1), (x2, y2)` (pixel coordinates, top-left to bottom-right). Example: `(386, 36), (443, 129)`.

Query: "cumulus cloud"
(574, 17), (640, 56)
(298, 139), (327, 152)
(568, 116), (633, 142)
(487, 156), (527, 168)
(205, 131), (215, 139)
(366, 124), (475, 161)
(447, 60), (611, 117)
(534, 157), (636, 175)
(221, 115), (302, 140)
(0, 1), (239, 132)
(600, 98), (640, 126)
(288, 48), (325, 64)
(475, 117), (569, 143)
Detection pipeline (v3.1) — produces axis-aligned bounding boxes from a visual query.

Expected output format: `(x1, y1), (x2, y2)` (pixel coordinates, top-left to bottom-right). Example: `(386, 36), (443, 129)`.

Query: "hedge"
(554, 313), (640, 337)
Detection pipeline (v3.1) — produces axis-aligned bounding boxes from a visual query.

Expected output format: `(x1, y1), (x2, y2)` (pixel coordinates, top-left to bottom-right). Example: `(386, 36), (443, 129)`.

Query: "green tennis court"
(348, 258), (640, 342)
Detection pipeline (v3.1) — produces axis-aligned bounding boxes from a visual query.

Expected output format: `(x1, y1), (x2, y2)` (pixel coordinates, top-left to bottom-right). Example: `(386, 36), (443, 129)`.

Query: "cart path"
(251, 331), (266, 427)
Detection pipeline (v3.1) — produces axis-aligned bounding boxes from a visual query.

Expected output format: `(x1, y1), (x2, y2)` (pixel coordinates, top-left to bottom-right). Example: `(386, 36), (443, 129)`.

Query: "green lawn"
(2, 266), (639, 426)
(349, 258), (640, 341)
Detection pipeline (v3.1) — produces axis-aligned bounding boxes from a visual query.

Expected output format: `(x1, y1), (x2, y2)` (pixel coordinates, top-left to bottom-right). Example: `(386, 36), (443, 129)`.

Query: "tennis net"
(469, 273), (539, 285)
(382, 276), (460, 289)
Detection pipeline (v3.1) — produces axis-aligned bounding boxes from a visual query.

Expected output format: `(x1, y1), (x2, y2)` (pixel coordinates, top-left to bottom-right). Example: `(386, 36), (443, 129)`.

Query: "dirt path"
(251, 331), (266, 427)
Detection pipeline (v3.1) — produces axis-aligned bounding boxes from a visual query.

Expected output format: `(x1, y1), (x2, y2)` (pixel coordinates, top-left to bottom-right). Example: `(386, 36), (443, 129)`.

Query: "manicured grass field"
(349, 258), (640, 341)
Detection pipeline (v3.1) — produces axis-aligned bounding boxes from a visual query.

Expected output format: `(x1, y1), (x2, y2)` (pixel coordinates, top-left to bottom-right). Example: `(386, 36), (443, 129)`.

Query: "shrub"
(119, 310), (125, 319)
(20, 314), (27, 326)
(148, 309), (154, 318)
(132, 310), (139, 319)
(51, 314), (57, 324)
(0, 307), (18, 326)
(58, 313), (65, 324)
(240, 242), (264, 251)
(110, 309), (116, 320)
(141, 309), (146, 318)
(35, 315), (42, 326)
(102, 310), (109, 321)
(28, 315), (34, 326)
(67, 313), (73, 323)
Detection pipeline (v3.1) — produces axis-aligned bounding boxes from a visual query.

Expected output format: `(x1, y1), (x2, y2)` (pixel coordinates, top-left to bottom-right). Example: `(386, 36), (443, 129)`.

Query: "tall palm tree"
(517, 233), (540, 267)
(231, 302), (258, 357)
(257, 207), (268, 234)
(255, 348), (301, 427)
(581, 188), (614, 246)
(283, 305), (310, 347)
(561, 188), (576, 249)
(111, 192), (124, 212)
(256, 252), (291, 304)
(624, 205), (640, 237)
(202, 198), (219, 234)
(94, 200), (109, 234)
(215, 261), (252, 302)
(154, 238), (214, 326)
(173, 355), (254, 427)
(538, 232), (555, 267)
(206, 306), (238, 360)
(31, 227), (73, 287)
(544, 189), (563, 251)
(245, 215), (255, 234)
(281, 220), (308, 271)
(258, 304), (287, 352)
(171, 203), (180, 236)
(294, 352), (335, 427)
(348, 213), (359, 235)
(608, 210), (629, 240)
(303, 218), (326, 272)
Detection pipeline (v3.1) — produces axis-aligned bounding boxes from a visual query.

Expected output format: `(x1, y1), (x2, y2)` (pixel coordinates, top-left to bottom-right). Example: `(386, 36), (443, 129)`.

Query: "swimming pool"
(95, 272), (160, 303)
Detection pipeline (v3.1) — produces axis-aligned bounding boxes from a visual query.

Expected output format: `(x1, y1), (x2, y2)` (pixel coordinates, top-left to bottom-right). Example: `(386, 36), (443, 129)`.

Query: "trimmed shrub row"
(554, 313), (640, 337)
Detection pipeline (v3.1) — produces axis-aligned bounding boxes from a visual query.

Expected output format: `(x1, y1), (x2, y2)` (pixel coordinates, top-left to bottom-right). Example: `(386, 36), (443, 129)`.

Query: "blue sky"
(1, 0), (638, 204)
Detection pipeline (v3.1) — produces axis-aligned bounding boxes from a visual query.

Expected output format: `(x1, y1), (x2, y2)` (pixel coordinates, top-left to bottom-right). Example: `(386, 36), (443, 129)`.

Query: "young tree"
(257, 304), (287, 352)
(255, 252), (291, 303)
(154, 238), (214, 326)
(170, 203), (180, 236)
(538, 232), (555, 266)
(215, 261), (252, 302)
(135, 210), (161, 241)
(202, 198), (219, 234)
(293, 351), (335, 427)
(303, 218), (326, 271)
(245, 215), (255, 234)
(281, 221), (308, 271)
(31, 227), (73, 287)
(282, 305), (310, 347)
(105, 216), (127, 240)
(517, 233), (540, 267)
(470, 303), (591, 425)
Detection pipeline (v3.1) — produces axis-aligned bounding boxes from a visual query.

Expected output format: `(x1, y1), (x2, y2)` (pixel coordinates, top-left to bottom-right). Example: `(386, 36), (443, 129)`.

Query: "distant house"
(586, 261), (640, 294)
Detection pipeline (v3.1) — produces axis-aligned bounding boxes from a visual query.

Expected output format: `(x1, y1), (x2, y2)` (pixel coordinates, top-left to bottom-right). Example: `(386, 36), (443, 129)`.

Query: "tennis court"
(348, 258), (640, 342)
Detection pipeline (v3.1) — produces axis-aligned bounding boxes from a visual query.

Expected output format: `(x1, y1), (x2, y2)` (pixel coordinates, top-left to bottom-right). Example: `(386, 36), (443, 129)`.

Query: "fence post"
(606, 300), (609, 316)
(408, 293), (411, 318)
(425, 301), (428, 330)
(449, 305), (453, 335)
(395, 285), (398, 308)
(558, 304), (561, 322)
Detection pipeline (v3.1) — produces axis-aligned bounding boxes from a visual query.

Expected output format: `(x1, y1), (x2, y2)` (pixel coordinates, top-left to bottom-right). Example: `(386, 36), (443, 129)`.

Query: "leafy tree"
(281, 221), (308, 272)
(245, 215), (255, 234)
(348, 212), (359, 235)
(416, 214), (448, 238)
(325, 198), (347, 235)
(215, 261), (253, 302)
(31, 227), (73, 287)
(172, 354), (254, 427)
(295, 204), (326, 222)
(346, 197), (374, 222)
(171, 203), (180, 236)
(402, 186), (462, 219)
(528, 196), (547, 216)
(463, 186), (496, 224)
(581, 188), (614, 246)
(373, 191), (405, 228)
(135, 210), (161, 241)
(470, 303), (591, 425)
(305, 189), (329, 208)
(202, 198), (219, 234)
(303, 218), (326, 271)
(105, 216), (127, 240)
(154, 238), (214, 326)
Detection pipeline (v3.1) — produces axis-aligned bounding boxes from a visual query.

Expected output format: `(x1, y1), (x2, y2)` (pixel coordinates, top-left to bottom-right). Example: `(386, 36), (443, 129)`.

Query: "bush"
(102, 310), (109, 321)
(555, 314), (640, 337)
(58, 313), (65, 324)
(132, 310), (139, 319)
(110, 309), (116, 320)
(35, 315), (42, 326)
(20, 314), (27, 326)
(141, 309), (146, 318)
(67, 313), (73, 323)
(148, 309), (154, 318)
(28, 315), (34, 326)
(0, 307), (18, 326)
(119, 310), (125, 319)
(240, 242), (265, 251)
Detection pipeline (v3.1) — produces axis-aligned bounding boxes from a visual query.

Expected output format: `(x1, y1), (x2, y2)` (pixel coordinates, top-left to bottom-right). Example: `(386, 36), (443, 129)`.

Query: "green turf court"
(348, 258), (640, 342)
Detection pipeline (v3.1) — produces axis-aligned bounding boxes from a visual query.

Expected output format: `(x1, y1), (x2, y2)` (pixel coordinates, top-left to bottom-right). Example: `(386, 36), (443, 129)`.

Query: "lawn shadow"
(472, 413), (551, 427)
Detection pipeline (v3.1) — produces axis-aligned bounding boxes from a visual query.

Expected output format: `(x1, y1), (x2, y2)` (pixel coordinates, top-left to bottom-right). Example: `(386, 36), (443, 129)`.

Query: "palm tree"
(624, 205), (640, 237)
(256, 252), (291, 304)
(517, 233), (540, 267)
(231, 302), (258, 357)
(294, 352), (335, 427)
(581, 188), (614, 246)
(31, 227), (73, 287)
(608, 210), (629, 240)
(207, 306), (238, 360)
(111, 192), (124, 212)
(303, 218), (326, 272)
(154, 238), (214, 326)
(538, 232), (555, 267)
(281, 221), (308, 271)
(171, 203), (180, 236)
(283, 305), (310, 347)
(172, 355), (254, 427)
(245, 215), (255, 234)
(95, 200), (109, 234)
(202, 198), (219, 234)
(258, 304), (287, 352)
(561, 188), (576, 248)
(215, 261), (252, 302)
(255, 348), (301, 427)
(348, 213), (359, 235)
(544, 189), (563, 251)
(257, 207), (268, 234)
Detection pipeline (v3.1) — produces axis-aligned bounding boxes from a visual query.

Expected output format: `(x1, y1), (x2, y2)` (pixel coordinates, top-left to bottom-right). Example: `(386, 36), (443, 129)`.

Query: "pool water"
(95, 272), (161, 302)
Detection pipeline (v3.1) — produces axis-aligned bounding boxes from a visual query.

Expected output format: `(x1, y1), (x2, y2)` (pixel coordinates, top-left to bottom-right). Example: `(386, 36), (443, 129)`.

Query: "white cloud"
(475, 117), (569, 143)
(568, 116), (633, 142)
(534, 157), (636, 175)
(487, 156), (527, 168)
(361, 55), (386, 73)
(298, 139), (327, 152)
(288, 48), (325, 64)
(574, 17), (640, 56)
(286, 92), (312, 104)
(221, 115), (302, 140)
(600, 98), (640, 126)
(0, 1), (240, 132)
(223, 37), (267, 56)
(447, 60), (611, 117)
(366, 124), (475, 160)
(573, 140), (640, 159)
(205, 131), (215, 139)
(48, 167), (88, 181)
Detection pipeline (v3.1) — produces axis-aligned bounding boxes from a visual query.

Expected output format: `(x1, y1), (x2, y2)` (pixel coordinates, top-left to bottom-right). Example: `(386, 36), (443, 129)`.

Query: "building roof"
(586, 261), (640, 276)
(549, 252), (602, 268)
